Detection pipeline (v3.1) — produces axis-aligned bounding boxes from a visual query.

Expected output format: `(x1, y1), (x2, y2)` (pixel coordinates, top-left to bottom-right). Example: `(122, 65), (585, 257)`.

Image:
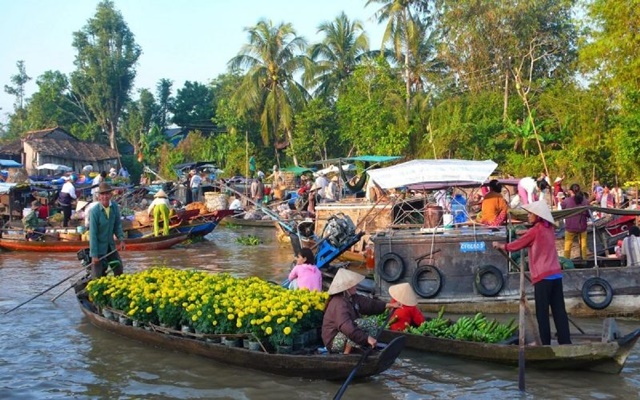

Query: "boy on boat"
(22, 200), (46, 241)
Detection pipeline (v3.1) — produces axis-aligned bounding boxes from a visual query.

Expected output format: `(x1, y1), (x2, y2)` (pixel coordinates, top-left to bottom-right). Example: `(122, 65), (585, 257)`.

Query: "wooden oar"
(5, 249), (117, 313)
(333, 311), (395, 400)
(517, 249), (526, 392)
(4, 268), (85, 314)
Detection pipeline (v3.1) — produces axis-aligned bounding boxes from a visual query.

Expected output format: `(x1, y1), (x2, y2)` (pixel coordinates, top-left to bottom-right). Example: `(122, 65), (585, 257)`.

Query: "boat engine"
(322, 213), (357, 248)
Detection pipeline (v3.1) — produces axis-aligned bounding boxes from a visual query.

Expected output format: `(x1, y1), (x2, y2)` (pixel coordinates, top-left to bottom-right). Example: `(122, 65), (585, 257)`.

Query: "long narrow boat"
(0, 233), (188, 252)
(220, 216), (279, 228)
(76, 292), (405, 380)
(127, 221), (218, 238)
(379, 321), (640, 374)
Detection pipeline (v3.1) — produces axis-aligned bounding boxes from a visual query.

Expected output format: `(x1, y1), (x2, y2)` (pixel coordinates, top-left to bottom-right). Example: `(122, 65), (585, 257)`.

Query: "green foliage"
(172, 81), (215, 129)
(290, 98), (342, 165)
(236, 235), (262, 246)
(336, 59), (410, 155)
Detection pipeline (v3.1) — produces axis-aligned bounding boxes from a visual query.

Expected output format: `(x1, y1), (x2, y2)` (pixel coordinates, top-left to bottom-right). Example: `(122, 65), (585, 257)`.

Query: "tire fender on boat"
(581, 277), (613, 310)
(474, 265), (504, 296)
(411, 265), (443, 298)
(377, 252), (405, 282)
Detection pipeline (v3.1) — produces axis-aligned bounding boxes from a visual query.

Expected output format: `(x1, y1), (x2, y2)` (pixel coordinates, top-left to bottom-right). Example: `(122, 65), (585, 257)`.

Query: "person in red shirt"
(492, 200), (571, 345)
(388, 283), (426, 331)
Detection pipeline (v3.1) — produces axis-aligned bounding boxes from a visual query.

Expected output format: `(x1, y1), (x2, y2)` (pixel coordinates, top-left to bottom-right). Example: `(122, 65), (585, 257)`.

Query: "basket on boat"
(204, 193), (228, 211)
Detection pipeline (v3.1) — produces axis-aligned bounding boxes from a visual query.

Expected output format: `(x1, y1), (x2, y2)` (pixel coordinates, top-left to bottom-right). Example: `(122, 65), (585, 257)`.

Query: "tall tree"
(155, 78), (174, 130)
(3, 60), (31, 135)
(228, 19), (310, 166)
(366, 0), (434, 119)
(306, 12), (370, 99)
(70, 0), (141, 149)
(121, 89), (157, 157)
(171, 81), (215, 133)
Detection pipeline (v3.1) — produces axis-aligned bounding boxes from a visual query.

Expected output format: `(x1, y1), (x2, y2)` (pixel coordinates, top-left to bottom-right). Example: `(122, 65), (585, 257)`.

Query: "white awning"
(36, 163), (72, 172)
(366, 159), (498, 189)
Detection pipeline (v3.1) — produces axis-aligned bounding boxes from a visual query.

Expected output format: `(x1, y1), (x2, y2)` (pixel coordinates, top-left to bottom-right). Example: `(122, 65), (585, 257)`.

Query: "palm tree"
(306, 12), (370, 100)
(366, 0), (433, 119)
(228, 20), (310, 166)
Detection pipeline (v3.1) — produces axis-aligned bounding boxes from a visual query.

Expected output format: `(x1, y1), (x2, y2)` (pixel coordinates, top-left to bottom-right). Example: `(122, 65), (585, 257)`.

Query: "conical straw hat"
(154, 189), (167, 198)
(388, 283), (418, 306)
(522, 200), (555, 224)
(328, 268), (365, 295)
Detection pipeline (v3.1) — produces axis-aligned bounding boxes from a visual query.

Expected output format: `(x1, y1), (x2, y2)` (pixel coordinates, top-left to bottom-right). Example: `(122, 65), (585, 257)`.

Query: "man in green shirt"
(22, 200), (46, 241)
(89, 182), (125, 278)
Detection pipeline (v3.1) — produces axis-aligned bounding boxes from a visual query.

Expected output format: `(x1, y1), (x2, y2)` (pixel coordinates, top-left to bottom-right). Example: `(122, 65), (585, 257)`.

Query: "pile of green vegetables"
(404, 308), (517, 343)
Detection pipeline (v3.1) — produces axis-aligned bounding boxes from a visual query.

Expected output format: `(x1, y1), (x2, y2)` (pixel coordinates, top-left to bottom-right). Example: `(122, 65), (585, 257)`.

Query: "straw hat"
(154, 189), (167, 198)
(31, 200), (41, 208)
(327, 269), (365, 295)
(310, 183), (319, 192)
(97, 182), (113, 194)
(522, 200), (555, 224)
(388, 283), (418, 306)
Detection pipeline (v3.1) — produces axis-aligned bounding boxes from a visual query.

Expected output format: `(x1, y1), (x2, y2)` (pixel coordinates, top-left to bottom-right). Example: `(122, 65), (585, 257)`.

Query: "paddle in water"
(333, 311), (395, 400)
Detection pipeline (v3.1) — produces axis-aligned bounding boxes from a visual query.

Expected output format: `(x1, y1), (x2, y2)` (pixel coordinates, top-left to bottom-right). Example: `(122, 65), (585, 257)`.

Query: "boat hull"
(0, 233), (188, 252)
(379, 327), (640, 374)
(77, 297), (404, 380)
(371, 228), (640, 318)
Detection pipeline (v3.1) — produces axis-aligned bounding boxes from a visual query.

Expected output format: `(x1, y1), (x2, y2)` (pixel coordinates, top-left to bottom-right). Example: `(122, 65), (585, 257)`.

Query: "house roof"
(0, 127), (120, 162)
(28, 138), (119, 161)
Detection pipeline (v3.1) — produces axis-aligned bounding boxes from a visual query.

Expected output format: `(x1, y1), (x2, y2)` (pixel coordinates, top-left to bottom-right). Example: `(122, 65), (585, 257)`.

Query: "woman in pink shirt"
(288, 248), (322, 291)
(492, 200), (571, 345)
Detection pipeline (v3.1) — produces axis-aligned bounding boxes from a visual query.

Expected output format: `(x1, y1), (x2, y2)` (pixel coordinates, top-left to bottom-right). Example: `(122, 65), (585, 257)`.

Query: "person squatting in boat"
(322, 269), (399, 354)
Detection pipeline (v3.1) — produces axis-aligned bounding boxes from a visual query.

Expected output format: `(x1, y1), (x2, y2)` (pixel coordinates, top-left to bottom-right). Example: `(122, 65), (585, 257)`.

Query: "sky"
(0, 0), (386, 124)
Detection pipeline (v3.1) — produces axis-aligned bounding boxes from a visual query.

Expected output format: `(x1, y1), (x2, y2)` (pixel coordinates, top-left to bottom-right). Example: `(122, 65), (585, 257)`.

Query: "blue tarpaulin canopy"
(307, 155), (402, 165)
(0, 159), (23, 168)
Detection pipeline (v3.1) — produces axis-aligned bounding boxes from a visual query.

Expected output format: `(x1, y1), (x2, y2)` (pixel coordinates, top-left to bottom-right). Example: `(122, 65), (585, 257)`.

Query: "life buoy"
(377, 252), (405, 282)
(582, 277), (613, 310)
(474, 265), (504, 296)
(411, 265), (443, 298)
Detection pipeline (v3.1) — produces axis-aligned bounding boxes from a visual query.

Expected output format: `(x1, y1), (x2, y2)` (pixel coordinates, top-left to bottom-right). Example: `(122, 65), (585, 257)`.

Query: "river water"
(0, 226), (638, 399)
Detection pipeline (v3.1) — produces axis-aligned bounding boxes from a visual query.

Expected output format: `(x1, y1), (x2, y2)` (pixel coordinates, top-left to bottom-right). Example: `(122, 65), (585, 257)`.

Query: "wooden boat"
(379, 319), (640, 374)
(220, 215), (279, 228)
(357, 159), (640, 318)
(127, 220), (218, 238)
(0, 233), (188, 252)
(76, 293), (405, 380)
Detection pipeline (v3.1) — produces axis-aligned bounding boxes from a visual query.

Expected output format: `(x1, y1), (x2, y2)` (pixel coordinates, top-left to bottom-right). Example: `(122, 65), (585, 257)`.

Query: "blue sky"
(0, 0), (385, 124)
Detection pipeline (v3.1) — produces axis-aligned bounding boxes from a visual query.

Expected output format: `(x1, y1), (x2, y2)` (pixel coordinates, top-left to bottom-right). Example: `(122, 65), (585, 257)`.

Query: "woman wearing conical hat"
(387, 283), (426, 331)
(322, 269), (399, 354)
(147, 189), (171, 236)
(493, 200), (571, 345)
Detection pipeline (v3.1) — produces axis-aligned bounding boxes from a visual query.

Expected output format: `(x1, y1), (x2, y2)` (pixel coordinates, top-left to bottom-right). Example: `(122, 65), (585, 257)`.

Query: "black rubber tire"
(411, 265), (443, 298)
(474, 265), (504, 296)
(377, 252), (405, 283)
(582, 277), (613, 310)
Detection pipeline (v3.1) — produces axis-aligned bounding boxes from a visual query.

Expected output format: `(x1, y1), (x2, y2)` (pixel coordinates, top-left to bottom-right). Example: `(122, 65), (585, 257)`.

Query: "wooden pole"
(518, 249), (527, 392)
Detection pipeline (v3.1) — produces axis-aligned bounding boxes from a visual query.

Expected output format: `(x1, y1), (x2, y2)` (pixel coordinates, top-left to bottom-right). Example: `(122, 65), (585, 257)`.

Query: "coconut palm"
(366, 0), (433, 118)
(306, 12), (370, 100)
(228, 19), (310, 165)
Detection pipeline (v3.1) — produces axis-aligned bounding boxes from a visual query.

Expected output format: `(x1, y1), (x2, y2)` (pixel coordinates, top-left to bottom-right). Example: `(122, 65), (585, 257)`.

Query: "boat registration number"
(460, 241), (486, 253)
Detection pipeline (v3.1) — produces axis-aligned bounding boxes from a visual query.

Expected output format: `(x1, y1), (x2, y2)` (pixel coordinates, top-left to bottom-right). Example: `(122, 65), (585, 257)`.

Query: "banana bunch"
(405, 309), (517, 344)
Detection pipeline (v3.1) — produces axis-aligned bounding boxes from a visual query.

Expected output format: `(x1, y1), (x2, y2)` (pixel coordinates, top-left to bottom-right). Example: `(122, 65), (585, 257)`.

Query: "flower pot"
(222, 337), (241, 347)
(248, 340), (262, 351)
(205, 336), (222, 344)
(243, 339), (251, 349)
(181, 324), (193, 333)
(132, 320), (143, 328)
(101, 309), (114, 320)
(276, 345), (293, 354)
(293, 335), (306, 350)
(118, 315), (132, 325)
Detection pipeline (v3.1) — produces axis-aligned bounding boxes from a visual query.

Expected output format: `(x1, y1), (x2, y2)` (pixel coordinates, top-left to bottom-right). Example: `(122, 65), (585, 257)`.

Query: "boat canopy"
(281, 166), (313, 175)
(308, 155), (402, 165)
(367, 159), (498, 189)
(0, 159), (23, 168)
(35, 163), (72, 172)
